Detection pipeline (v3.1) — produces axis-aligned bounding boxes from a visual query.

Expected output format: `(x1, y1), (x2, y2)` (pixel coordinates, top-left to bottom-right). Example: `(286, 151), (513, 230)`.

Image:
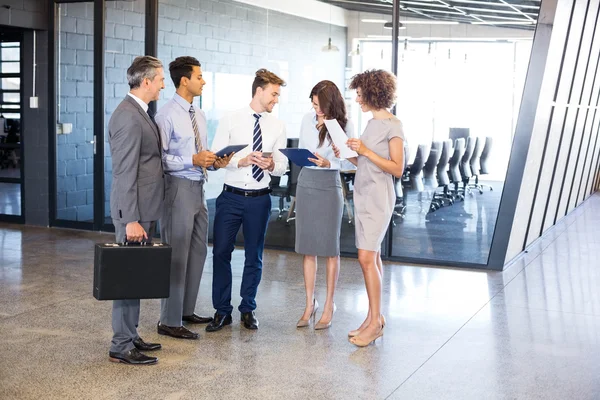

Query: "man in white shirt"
(206, 69), (288, 332)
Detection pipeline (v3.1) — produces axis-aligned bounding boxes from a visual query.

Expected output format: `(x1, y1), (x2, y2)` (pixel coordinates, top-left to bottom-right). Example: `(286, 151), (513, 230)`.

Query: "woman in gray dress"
(295, 81), (353, 330)
(338, 70), (405, 347)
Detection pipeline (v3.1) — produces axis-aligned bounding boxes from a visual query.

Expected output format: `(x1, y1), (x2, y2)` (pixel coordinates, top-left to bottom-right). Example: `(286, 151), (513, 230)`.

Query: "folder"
(279, 148), (318, 167)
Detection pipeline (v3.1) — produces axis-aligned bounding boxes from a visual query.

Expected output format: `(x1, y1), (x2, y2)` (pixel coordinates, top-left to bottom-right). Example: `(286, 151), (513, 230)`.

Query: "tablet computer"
(214, 144), (248, 158)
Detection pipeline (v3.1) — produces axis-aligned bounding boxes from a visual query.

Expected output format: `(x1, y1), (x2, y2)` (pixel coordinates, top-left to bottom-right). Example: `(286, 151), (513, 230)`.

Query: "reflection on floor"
(1, 194), (599, 399)
(0, 182), (20, 215)
(207, 180), (502, 264)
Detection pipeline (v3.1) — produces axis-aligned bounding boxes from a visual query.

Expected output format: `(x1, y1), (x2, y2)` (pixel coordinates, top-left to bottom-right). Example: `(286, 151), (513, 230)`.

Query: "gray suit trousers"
(160, 175), (209, 327)
(110, 220), (156, 353)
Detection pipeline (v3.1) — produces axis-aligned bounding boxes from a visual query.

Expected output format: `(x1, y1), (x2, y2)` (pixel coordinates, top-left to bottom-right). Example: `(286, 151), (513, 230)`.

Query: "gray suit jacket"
(109, 95), (164, 224)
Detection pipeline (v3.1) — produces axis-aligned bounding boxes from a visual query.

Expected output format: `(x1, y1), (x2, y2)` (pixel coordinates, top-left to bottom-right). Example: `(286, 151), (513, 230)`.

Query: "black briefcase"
(93, 241), (172, 301)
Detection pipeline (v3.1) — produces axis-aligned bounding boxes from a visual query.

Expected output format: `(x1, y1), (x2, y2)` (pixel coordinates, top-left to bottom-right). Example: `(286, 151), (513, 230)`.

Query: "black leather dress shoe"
(241, 311), (259, 330)
(109, 348), (157, 365)
(157, 322), (199, 340)
(205, 313), (233, 332)
(133, 337), (161, 352)
(182, 313), (214, 324)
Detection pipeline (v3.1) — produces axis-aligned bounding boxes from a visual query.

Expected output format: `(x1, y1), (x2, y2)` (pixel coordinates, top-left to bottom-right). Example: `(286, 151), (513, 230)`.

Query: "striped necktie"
(189, 105), (207, 180)
(252, 113), (264, 182)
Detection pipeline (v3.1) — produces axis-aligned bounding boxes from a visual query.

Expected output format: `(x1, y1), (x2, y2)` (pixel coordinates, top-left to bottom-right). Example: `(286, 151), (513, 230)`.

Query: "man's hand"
(192, 150), (217, 168)
(126, 221), (147, 242)
(238, 151), (263, 168)
(213, 152), (235, 169)
(255, 152), (274, 171)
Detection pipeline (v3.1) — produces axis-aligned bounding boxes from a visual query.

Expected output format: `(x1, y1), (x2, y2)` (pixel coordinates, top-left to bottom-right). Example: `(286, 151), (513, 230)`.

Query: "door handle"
(86, 135), (97, 155)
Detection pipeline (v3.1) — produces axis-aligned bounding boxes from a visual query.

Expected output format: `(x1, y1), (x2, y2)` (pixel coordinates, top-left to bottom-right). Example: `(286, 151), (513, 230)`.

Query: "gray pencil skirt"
(295, 168), (343, 257)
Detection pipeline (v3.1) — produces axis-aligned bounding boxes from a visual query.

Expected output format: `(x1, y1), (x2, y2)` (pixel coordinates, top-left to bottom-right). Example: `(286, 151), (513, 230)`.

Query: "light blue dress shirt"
(155, 93), (208, 182)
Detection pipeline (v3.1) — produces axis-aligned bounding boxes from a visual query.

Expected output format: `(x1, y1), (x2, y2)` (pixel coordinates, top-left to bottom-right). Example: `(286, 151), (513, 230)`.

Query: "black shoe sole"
(182, 318), (214, 324)
(157, 330), (199, 340)
(109, 357), (158, 365)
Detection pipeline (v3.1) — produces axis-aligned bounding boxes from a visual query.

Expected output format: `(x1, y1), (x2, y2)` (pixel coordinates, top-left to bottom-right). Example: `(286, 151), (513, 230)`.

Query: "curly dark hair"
(309, 80), (347, 148)
(349, 69), (397, 110)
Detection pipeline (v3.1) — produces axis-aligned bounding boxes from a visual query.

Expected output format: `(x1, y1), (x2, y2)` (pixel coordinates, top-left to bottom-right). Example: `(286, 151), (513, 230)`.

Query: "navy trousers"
(212, 190), (271, 315)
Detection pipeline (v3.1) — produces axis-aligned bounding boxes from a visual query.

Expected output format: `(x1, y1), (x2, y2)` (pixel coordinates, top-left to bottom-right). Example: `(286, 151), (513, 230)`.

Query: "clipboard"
(214, 144), (248, 158)
(279, 148), (318, 167)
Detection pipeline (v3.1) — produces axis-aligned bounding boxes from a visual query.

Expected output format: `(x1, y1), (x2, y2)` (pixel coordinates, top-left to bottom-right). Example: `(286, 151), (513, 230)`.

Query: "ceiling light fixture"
(321, 5), (339, 52)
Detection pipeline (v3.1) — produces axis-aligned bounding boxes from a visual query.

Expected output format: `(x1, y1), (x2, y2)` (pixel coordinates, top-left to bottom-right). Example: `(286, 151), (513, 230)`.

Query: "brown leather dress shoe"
(182, 313), (214, 324)
(109, 348), (158, 365)
(133, 337), (161, 351)
(157, 322), (199, 340)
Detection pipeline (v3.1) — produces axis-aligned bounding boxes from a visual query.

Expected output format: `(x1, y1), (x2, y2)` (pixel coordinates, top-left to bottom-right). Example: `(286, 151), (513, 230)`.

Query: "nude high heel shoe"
(296, 299), (319, 328)
(314, 303), (336, 330)
(348, 314), (385, 338)
(349, 324), (384, 347)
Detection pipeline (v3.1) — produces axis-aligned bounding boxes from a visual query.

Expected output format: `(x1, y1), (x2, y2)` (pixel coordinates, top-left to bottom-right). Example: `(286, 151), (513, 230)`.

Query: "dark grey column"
(22, 30), (50, 226)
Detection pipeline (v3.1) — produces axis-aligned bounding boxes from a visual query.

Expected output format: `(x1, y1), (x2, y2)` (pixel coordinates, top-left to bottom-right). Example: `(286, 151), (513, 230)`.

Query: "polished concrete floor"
(1, 195), (600, 399)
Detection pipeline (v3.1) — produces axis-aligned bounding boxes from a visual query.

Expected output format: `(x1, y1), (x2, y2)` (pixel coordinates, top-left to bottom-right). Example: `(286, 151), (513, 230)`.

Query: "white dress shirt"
(298, 111), (355, 170)
(211, 105), (288, 190)
(127, 92), (148, 112)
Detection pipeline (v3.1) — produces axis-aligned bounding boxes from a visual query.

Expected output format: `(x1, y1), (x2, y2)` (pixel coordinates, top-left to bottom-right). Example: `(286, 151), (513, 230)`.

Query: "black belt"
(223, 184), (272, 197)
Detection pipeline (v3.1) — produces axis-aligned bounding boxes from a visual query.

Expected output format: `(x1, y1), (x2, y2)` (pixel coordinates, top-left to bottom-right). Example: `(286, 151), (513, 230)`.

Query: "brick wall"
(0, 0), (47, 30)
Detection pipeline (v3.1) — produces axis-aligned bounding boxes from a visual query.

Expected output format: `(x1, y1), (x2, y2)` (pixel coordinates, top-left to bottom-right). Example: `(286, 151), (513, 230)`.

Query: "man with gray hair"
(107, 55), (166, 365)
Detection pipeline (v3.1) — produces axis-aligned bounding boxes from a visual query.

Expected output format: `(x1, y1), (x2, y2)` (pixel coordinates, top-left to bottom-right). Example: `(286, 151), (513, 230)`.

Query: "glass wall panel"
(348, 21), (535, 264)
(55, 2), (95, 222)
(0, 183), (21, 215)
(157, 0), (347, 251)
(0, 36), (22, 219)
(103, 0), (146, 225)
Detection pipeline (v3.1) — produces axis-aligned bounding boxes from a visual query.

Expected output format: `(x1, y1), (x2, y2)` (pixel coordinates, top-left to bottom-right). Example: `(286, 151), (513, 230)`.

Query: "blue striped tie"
(252, 113), (264, 182)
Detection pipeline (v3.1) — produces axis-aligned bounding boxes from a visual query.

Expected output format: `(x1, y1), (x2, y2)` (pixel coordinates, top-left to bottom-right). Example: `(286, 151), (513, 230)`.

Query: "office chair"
(393, 144), (410, 221)
(404, 144), (429, 209)
(477, 136), (494, 191)
(285, 161), (302, 224)
(432, 139), (454, 209)
(459, 136), (476, 195)
(467, 136), (485, 194)
(422, 141), (442, 212)
(270, 174), (291, 220)
(448, 138), (465, 201)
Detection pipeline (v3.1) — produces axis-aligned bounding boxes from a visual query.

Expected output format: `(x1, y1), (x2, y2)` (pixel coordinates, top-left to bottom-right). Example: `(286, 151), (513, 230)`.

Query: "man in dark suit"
(107, 56), (166, 365)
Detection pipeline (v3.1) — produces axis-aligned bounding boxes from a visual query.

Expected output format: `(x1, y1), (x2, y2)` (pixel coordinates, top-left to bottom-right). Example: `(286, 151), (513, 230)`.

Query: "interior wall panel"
(541, 0), (594, 233)
(497, 0), (572, 263)
(524, 0), (584, 245)
(556, 0), (600, 219)
(571, 44), (600, 210)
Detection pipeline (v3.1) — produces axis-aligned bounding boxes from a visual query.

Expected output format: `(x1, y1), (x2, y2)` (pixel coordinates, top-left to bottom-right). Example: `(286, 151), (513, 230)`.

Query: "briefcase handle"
(122, 238), (151, 246)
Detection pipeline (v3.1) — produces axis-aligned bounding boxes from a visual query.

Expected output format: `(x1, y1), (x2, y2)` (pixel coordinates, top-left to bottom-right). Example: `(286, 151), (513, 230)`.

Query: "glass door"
(0, 32), (23, 222)
(53, 1), (96, 227)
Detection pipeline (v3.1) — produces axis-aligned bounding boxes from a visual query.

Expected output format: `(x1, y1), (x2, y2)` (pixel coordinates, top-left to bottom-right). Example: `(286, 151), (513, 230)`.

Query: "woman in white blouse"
(295, 80), (354, 330)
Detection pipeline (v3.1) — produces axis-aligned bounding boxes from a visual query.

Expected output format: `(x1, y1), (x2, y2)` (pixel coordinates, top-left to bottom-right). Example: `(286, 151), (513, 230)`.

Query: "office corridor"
(1, 195), (600, 399)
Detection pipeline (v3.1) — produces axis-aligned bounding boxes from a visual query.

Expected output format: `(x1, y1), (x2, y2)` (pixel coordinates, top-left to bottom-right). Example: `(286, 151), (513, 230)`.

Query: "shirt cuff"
(183, 156), (194, 169)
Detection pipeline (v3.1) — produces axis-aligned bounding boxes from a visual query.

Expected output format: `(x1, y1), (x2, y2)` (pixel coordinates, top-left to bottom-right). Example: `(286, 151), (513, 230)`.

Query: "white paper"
(323, 119), (358, 159)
